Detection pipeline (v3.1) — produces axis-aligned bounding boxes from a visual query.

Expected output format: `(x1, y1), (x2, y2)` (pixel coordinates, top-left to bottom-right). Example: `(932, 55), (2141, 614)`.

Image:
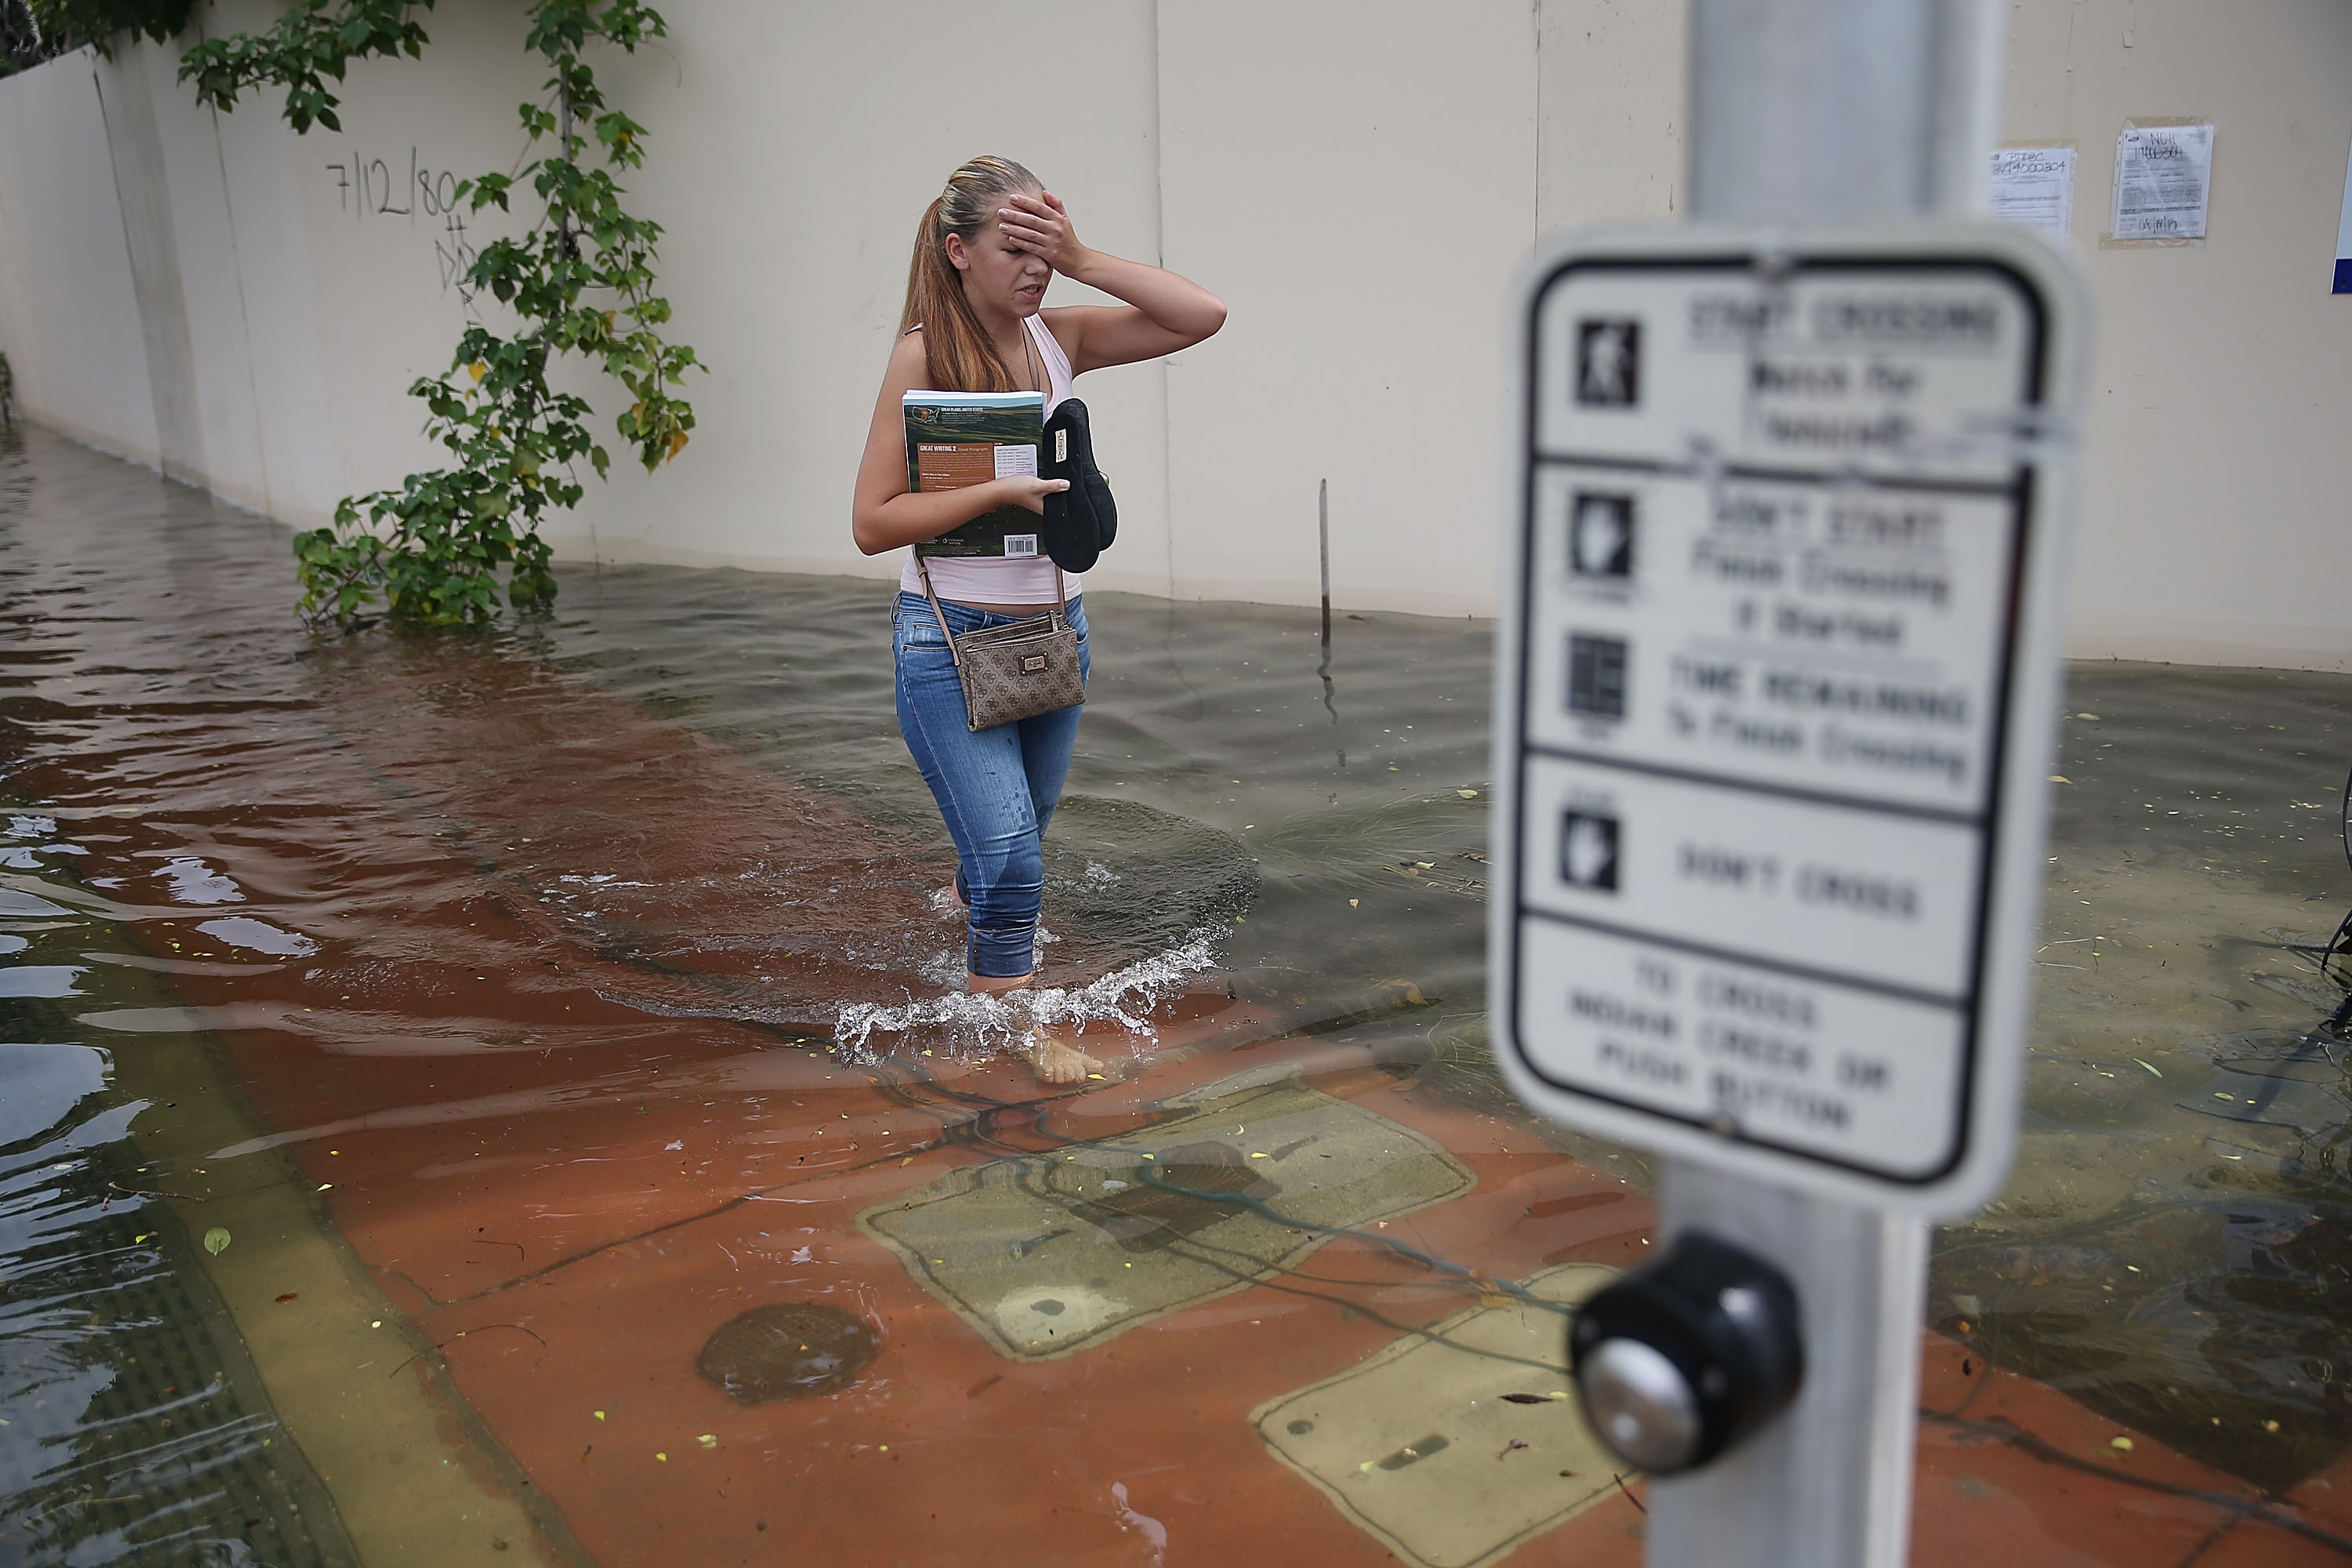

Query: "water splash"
(832, 934), (1219, 1062)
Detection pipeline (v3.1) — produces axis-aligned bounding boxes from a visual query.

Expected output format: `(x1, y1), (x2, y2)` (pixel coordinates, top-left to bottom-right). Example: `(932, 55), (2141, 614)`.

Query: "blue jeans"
(893, 590), (1089, 978)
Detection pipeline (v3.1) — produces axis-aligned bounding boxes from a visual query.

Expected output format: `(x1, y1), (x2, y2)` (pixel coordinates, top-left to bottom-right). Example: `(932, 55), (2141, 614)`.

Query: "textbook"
(904, 390), (1046, 559)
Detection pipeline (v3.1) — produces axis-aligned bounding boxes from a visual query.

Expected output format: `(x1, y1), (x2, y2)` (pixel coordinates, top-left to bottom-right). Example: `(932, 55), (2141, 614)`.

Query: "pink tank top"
(899, 314), (1083, 606)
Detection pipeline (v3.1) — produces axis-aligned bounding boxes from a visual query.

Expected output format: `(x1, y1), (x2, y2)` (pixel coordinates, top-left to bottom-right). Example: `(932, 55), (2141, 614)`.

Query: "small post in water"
(1318, 478), (1331, 648)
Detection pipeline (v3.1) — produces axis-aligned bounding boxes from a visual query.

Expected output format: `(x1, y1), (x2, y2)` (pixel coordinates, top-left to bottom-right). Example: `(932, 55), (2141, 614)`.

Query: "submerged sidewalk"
(152, 967), (2345, 1567)
(102, 635), (2335, 1568)
(2, 426), (2342, 1566)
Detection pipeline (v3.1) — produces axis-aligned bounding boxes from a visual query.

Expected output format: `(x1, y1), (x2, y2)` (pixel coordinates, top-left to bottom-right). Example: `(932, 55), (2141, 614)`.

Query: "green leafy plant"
(179, 0), (428, 133)
(3, 0), (191, 70)
(184, 0), (699, 626)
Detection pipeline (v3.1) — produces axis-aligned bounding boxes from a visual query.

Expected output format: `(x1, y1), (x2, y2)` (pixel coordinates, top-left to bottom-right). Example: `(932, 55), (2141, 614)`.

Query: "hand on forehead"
(994, 192), (1062, 252)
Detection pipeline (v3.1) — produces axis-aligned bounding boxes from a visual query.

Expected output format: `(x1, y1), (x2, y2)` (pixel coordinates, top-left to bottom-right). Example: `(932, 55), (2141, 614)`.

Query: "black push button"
(1570, 1229), (1805, 1474)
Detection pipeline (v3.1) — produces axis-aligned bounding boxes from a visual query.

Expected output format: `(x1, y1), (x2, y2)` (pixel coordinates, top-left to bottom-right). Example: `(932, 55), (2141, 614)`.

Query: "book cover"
(903, 390), (1046, 559)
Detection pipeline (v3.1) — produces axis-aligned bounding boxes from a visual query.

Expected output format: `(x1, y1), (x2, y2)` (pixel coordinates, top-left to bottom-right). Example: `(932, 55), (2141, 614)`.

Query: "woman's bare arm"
(851, 332), (1065, 556)
(998, 191), (1225, 375)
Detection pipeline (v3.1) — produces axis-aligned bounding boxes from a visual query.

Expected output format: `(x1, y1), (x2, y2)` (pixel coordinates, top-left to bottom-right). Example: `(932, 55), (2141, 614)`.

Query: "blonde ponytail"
(898, 155), (1043, 393)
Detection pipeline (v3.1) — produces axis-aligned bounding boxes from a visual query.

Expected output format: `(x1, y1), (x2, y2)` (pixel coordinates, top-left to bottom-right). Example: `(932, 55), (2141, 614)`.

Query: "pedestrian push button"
(1570, 1230), (1804, 1475)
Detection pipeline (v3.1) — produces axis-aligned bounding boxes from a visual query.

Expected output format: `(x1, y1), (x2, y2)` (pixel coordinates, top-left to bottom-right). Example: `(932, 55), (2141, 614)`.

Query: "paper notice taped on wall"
(2111, 123), (2213, 240)
(1990, 147), (2075, 245)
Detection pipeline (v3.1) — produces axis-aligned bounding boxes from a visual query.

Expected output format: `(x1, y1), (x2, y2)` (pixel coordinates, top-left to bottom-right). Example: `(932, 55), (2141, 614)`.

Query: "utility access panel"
(1491, 225), (2086, 1213)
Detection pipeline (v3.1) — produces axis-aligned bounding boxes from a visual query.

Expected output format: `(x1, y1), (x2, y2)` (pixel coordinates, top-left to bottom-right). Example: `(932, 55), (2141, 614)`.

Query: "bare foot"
(1019, 1029), (1105, 1086)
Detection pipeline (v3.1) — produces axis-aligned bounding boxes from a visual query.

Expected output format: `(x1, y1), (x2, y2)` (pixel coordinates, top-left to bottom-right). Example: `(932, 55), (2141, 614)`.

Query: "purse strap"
(914, 554), (964, 670)
(914, 325), (1068, 655)
(917, 554), (1068, 653)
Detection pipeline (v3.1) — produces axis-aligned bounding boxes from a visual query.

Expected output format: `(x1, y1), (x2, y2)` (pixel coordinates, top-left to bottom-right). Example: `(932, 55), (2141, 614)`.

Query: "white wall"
(0, 0), (2344, 669)
(0, 52), (158, 463)
(1156, 0), (1540, 612)
(2001, 0), (2352, 670)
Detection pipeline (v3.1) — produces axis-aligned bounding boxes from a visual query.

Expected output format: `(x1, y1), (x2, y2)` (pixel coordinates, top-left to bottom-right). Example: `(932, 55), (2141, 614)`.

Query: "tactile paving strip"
(1250, 1263), (1621, 1568)
(858, 1063), (1475, 1360)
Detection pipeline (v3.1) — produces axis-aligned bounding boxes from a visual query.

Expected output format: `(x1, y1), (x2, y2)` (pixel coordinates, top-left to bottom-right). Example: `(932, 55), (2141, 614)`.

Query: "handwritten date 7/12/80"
(324, 145), (480, 321)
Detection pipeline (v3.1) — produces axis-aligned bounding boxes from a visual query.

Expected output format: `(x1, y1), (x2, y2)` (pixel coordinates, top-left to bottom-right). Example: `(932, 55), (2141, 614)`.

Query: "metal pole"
(1687, 0), (1997, 224)
(1318, 477), (1332, 648)
(1650, 3), (2002, 1566)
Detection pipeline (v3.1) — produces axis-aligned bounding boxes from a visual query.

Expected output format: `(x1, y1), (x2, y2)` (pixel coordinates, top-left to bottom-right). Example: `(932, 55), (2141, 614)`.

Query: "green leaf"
(203, 1228), (231, 1256)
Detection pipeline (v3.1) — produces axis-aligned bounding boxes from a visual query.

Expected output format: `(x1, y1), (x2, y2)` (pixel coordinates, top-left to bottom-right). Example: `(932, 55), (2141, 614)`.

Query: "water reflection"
(1929, 666), (2352, 1486)
(0, 1038), (350, 1565)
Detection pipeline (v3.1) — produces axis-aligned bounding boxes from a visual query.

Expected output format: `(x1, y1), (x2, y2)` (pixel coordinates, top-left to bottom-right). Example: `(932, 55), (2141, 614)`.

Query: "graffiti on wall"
(324, 146), (483, 321)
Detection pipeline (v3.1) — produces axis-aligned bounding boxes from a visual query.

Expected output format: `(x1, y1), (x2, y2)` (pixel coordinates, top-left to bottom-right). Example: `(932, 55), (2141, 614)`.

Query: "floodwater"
(0, 423), (2346, 1566)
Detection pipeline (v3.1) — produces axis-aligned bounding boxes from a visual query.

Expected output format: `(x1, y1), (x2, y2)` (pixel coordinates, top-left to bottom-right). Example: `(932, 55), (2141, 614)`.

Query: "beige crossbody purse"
(915, 555), (1083, 731)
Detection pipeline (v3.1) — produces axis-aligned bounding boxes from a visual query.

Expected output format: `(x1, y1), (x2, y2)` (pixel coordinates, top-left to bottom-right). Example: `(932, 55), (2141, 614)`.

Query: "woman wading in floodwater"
(852, 156), (1224, 1084)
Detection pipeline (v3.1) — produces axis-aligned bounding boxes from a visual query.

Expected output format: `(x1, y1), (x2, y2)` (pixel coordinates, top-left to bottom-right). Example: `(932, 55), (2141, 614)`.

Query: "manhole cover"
(695, 1302), (877, 1404)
